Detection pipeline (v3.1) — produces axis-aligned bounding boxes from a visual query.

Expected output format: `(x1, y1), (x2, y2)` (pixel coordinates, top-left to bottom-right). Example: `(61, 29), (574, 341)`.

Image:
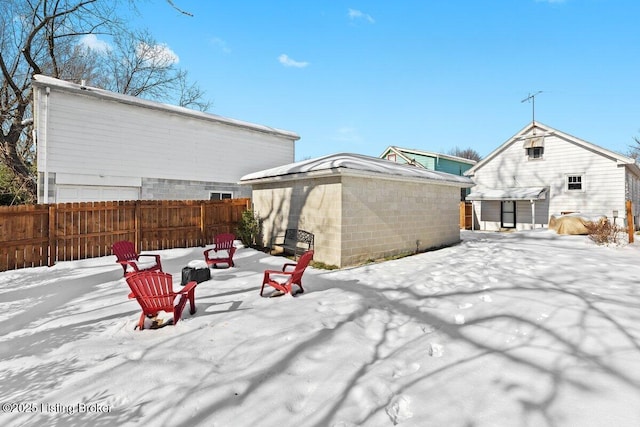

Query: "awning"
(522, 137), (545, 149)
(466, 187), (547, 201)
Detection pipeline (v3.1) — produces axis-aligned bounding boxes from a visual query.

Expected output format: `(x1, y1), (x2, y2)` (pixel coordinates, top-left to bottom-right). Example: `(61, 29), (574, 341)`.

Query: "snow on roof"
(240, 152), (474, 187)
(466, 186), (547, 201)
(31, 74), (300, 141)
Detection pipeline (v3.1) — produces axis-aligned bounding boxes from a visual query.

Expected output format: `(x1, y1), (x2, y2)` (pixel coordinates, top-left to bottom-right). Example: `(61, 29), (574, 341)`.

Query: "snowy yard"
(1, 230), (639, 427)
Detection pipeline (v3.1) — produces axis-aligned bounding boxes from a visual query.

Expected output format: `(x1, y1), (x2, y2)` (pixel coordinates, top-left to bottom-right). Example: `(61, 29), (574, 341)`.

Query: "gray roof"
(240, 153), (474, 187)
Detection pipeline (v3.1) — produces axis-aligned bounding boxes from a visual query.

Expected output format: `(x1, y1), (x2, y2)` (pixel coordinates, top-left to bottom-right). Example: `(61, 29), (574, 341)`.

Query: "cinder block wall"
(250, 174), (462, 268)
(141, 178), (250, 200)
(341, 176), (461, 266)
(251, 177), (342, 267)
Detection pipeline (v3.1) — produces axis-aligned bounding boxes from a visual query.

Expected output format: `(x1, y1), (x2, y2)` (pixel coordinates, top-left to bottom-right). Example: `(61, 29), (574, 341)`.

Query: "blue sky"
(120, 0), (640, 160)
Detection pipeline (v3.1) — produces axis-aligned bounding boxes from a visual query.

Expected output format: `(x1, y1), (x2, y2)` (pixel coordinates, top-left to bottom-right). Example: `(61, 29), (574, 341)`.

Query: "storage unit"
(241, 153), (473, 268)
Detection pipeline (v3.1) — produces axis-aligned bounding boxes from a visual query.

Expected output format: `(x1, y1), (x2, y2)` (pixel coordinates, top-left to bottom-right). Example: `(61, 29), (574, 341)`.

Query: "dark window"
(527, 147), (544, 159)
(567, 176), (583, 191)
(210, 192), (232, 200)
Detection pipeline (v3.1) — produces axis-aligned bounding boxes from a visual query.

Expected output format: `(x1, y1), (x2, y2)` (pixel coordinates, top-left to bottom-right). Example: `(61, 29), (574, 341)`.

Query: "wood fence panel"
(140, 201), (160, 251)
(0, 198), (249, 272)
(459, 201), (472, 230)
(0, 204), (49, 271)
(175, 201), (203, 248)
(202, 199), (250, 243)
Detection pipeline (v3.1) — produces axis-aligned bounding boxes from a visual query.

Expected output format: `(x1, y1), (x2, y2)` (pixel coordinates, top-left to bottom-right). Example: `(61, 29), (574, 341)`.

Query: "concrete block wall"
(251, 174), (463, 268)
(250, 177), (342, 267)
(141, 178), (250, 200)
(341, 176), (461, 266)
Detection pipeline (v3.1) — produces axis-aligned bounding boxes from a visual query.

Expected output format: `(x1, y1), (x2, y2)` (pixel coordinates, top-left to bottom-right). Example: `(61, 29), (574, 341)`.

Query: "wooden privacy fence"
(459, 201), (472, 230)
(0, 198), (250, 272)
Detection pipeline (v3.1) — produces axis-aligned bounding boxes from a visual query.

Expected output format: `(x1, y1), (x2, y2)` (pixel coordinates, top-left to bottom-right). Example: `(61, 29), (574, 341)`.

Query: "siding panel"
(470, 130), (632, 230)
(34, 78), (297, 202)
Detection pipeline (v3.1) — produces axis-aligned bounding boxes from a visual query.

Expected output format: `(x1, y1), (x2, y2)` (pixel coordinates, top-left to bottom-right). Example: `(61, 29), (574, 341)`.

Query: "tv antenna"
(521, 91), (543, 124)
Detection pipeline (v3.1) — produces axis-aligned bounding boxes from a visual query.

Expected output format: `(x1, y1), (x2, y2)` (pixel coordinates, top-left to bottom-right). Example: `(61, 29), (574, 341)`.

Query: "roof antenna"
(521, 91), (543, 125)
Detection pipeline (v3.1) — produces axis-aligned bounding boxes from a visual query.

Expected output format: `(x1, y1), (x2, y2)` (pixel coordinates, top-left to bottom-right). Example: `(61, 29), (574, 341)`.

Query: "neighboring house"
(240, 153), (473, 268)
(380, 146), (477, 202)
(380, 146), (476, 176)
(32, 75), (299, 203)
(464, 121), (640, 231)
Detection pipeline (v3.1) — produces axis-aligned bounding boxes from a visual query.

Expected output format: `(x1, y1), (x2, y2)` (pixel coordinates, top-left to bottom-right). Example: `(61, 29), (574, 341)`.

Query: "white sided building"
(32, 74), (299, 203)
(465, 122), (640, 231)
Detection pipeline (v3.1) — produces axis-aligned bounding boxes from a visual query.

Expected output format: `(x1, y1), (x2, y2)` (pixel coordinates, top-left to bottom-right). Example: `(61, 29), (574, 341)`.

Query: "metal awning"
(466, 187), (547, 201)
(523, 137), (545, 149)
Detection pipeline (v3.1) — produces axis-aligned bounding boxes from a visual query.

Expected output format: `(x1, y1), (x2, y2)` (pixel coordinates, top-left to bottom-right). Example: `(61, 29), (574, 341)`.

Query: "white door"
(56, 185), (140, 203)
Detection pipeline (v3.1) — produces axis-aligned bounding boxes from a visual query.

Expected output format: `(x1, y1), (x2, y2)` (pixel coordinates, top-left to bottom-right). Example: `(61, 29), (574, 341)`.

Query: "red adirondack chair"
(112, 240), (163, 277)
(204, 233), (236, 268)
(125, 271), (197, 330)
(260, 250), (314, 297)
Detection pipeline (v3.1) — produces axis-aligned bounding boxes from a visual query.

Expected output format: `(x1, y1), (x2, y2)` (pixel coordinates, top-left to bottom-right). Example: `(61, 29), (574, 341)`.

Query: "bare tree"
(627, 133), (640, 160)
(176, 71), (212, 111)
(0, 0), (207, 204)
(95, 29), (210, 111)
(447, 146), (482, 162)
(0, 1), (117, 203)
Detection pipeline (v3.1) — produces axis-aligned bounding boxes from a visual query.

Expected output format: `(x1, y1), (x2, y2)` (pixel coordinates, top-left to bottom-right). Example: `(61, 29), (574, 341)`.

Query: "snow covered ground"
(1, 230), (639, 427)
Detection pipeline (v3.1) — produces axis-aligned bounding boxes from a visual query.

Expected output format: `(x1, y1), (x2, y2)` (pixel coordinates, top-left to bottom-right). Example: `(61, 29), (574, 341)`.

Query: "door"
(56, 185), (140, 202)
(501, 201), (516, 228)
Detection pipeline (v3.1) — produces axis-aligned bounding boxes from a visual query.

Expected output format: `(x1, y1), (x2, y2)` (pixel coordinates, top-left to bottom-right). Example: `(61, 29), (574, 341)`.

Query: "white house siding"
(626, 172), (640, 224)
(33, 75), (297, 203)
(469, 124), (639, 231)
(475, 199), (550, 230)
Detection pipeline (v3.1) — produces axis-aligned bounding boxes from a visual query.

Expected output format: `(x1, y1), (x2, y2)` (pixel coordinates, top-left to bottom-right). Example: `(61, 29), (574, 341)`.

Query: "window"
(523, 136), (544, 160)
(387, 153), (397, 162)
(567, 175), (583, 191)
(210, 191), (232, 200)
(527, 147), (544, 160)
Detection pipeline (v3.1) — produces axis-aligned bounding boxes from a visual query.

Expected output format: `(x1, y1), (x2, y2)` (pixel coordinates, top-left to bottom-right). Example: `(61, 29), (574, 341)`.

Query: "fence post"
(48, 204), (56, 267)
(200, 201), (206, 246)
(134, 200), (141, 251)
(627, 200), (634, 244)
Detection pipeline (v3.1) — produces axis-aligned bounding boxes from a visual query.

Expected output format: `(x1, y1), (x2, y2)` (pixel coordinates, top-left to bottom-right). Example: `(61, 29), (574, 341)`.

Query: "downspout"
(43, 86), (50, 203)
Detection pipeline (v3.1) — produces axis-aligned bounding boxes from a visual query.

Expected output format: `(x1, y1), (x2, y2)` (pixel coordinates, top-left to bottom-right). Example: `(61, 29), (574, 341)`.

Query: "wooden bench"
(271, 229), (314, 258)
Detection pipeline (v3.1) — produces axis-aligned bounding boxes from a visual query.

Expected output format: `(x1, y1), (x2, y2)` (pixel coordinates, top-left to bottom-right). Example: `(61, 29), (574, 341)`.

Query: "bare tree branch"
(166, 0), (193, 17)
(447, 146), (482, 162)
(0, 0), (209, 204)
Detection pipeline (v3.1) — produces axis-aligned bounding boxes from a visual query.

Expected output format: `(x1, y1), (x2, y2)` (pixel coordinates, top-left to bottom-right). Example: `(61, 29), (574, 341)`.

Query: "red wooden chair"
(204, 233), (236, 268)
(125, 271), (197, 330)
(260, 250), (314, 297)
(112, 240), (163, 277)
